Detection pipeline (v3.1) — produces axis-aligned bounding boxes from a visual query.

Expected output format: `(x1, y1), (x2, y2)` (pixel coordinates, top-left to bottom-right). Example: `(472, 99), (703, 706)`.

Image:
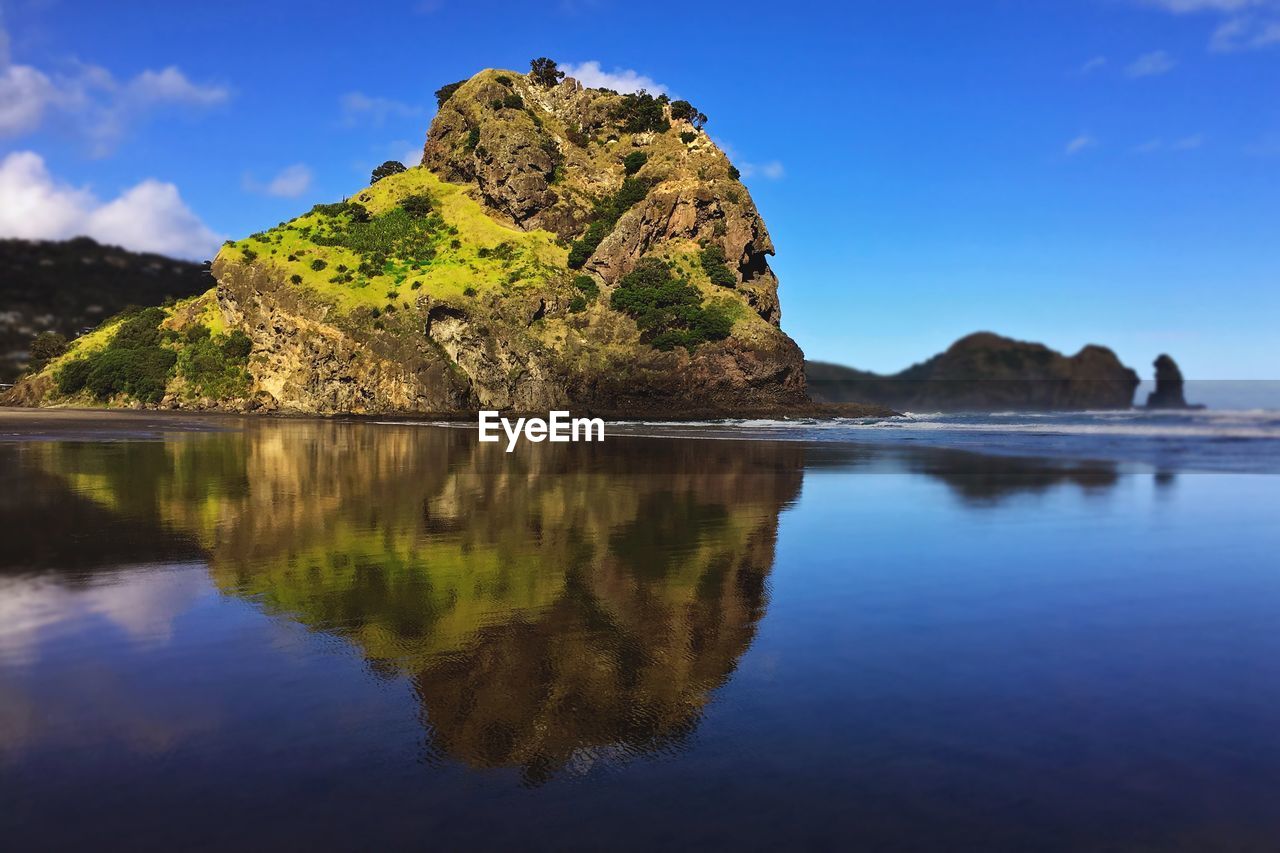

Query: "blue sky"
(1, 0), (1276, 378)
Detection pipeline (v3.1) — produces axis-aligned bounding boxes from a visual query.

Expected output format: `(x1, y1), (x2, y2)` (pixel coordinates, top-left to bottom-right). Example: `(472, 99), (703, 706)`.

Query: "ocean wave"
(377, 409), (1280, 472)
(858, 421), (1280, 439)
(606, 409), (1280, 472)
(618, 409), (1280, 436)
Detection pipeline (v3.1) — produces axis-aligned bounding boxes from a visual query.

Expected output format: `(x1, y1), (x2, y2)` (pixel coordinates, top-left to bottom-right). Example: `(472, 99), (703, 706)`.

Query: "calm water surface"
(1, 413), (1278, 850)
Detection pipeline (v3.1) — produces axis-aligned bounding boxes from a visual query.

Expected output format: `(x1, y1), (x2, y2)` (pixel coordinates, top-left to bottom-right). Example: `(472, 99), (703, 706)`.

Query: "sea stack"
(1145, 354), (1199, 409)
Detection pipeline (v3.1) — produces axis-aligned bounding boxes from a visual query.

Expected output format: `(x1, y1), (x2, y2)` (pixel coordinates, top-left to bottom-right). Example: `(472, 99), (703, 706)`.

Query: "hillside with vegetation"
(0, 237), (211, 384)
(4, 60), (808, 415)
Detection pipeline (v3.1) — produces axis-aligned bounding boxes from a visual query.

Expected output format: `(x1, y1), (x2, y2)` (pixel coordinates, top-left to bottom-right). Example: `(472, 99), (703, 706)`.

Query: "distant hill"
(806, 332), (1141, 411)
(0, 237), (212, 382)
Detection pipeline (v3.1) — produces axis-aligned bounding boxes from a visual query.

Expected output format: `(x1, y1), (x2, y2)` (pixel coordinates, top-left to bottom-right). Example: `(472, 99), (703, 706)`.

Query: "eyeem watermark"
(478, 410), (605, 452)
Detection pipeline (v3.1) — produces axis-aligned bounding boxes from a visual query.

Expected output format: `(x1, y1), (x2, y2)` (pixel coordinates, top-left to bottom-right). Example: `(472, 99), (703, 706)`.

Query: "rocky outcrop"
(0, 372), (52, 407)
(807, 332), (1141, 411)
(214, 260), (474, 414)
(1145, 354), (1201, 409)
(7, 63), (807, 417)
(424, 74), (594, 236)
(585, 182), (782, 323)
(423, 70), (789, 318)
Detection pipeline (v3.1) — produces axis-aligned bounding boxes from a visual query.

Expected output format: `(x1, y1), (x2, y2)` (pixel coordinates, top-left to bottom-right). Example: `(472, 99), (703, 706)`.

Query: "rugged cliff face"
(423, 73), (786, 324)
(6, 64), (806, 416)
(807, 332), (1142, 411)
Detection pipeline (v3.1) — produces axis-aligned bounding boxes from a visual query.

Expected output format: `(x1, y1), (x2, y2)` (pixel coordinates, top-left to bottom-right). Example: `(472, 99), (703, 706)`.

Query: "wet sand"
(0, 407), (250, 440)
(0, 401), (898, 437)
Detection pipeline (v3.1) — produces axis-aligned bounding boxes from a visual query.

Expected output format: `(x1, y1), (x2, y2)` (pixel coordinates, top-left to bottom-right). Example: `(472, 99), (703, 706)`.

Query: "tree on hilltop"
(371, 160), (407, 184)
(670, 99), (708, 130)
(530, 57), (565, 87)
(28, 331), (68, 371)
(435, 80), (466, 108)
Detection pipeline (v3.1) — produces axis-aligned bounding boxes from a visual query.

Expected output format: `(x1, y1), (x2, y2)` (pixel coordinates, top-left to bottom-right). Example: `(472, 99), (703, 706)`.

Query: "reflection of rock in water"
(0, 444), (204, 574)
(413, 552), (768, 784)
(912, 450), (1119, 504)
(27, 423), (800, 780)
(23, 421), (1124, 779)
(802, 443), (1120, 505)
(412, 474), (780, 782)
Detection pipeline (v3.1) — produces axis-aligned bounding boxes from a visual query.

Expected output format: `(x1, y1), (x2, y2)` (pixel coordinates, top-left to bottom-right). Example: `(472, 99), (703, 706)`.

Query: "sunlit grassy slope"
(218, 168), (569, 314)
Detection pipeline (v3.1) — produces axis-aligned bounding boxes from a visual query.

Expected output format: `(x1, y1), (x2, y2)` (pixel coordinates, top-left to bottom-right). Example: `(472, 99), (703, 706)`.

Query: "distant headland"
(808, 332), (1194, 412)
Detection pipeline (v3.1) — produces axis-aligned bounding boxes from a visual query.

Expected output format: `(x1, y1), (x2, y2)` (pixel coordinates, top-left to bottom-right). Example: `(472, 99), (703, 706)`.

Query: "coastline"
(6, 405), (1279, 476)
(0, 400), (900, 427)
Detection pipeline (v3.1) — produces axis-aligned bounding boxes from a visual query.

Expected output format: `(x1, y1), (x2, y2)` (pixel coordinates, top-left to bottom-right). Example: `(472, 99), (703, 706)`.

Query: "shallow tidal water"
(2, 412), (1279, 851)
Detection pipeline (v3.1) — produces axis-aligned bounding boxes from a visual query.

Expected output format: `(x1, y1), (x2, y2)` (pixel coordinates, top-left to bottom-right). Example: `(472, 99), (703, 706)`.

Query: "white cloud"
(559, 61), (668, 95)
(0, 150), (222, 259)
(1078, 56), (1108, 74)
(739, 160), (786, 180)
(125, 66), (229, 107)
(266, 164), (312, 197)
(1, 73), (226, 155)
(0, 63), (59, 135)
(1210, 15), (1280, 49)
(1126, 50), (1177, 76)
(1134, 0), (1280, 51)
(339, 92), (423, 127)
(712, 137), (785, 182)
(1134, 134), (1205, 152)
(760, 161), (786, 179)
(244, 163), (312, 198)
(1139, 0), (1266, 11)
(1065, 134), (1098, 155)
(0, 150), (91, 236)
(0, 26), (228, 154)
(88, 182), (221, 258)
(370, 138), (422, 168)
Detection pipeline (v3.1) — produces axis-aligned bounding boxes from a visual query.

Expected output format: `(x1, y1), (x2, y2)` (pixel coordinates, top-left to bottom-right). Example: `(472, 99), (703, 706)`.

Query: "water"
(2, 411), (1279, 850)
(611, 407), (1280, 474)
